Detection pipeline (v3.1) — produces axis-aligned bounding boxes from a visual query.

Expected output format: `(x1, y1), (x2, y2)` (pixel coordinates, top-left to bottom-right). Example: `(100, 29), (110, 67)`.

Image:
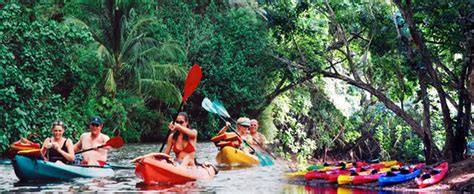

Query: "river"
(0, 142), (455, 193)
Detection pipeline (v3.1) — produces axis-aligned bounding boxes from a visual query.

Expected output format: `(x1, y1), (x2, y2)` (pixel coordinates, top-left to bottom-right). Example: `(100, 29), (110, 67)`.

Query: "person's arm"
(175, 124), (197, 139)
(218, 122), (231, 135)
(40, 138), (49, 160)
(62, 139), (75, 162)
(260, 133), (267, 145)
(163, 134), (174, 155)
(73, 134), (83, 152)
(101, 134), (111, 149)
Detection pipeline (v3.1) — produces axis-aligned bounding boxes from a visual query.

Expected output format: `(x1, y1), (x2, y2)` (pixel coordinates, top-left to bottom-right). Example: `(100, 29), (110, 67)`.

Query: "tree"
(66, 0), (186, 105)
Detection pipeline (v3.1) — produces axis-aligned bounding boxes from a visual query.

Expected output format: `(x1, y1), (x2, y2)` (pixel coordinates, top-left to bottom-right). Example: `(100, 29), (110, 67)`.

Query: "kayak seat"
(400, 168), (410, 174)
(360, 167), (367, 172)
(323, 162), (330, 166)
(421, 173), (431, 180)
(370, 169), (378, 174)
(386, 171), (396, 177)
(430, 169), (440, 175)
(350, 171), (359, 176)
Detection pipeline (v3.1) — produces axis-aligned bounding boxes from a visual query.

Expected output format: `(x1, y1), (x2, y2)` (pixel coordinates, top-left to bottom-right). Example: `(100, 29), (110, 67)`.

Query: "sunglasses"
(91, 123), (100, 127)
(52, 120), (64, 127)
(176, 121), (185, 125)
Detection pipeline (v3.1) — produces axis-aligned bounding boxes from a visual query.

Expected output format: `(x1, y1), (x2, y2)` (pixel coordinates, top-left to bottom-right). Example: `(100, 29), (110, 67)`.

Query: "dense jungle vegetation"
(1, 0), (473, 164)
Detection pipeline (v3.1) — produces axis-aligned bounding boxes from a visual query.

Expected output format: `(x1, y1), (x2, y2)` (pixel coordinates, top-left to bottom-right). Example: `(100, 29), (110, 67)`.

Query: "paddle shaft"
(159, 102), (183, 152)
(76, 144), (105, 154)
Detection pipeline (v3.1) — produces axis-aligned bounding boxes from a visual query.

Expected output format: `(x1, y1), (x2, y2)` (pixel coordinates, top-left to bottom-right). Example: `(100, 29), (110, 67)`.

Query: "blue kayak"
(13, 155), (114, 181)
(378, 168), (422, 186)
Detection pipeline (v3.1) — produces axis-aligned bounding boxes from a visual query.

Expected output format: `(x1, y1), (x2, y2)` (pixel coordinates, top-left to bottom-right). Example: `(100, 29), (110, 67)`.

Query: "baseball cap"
(237, 117), (251, 127)
(90, 116), (103, 125)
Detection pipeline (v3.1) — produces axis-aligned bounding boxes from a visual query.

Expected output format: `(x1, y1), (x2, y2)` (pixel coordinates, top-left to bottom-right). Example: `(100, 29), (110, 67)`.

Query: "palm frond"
(105, 68), (117, 95)
(159, 41), (186, 62)
(97, 44), (114, 67)
(140, 79), (182, 106)
(150, 63), (187, 81)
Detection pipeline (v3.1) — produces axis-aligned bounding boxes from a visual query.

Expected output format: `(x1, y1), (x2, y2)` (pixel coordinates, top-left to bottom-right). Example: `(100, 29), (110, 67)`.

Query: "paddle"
(76, 136), (124, 154)
(204, 99), (274, 166)
(159, 64), (202, 152)
(209, 99), (277, 160)
(201, 98), (254, 153)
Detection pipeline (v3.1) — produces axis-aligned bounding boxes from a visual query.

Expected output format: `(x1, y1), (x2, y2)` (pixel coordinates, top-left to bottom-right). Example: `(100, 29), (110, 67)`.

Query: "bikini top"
(173, 140), (196, 154)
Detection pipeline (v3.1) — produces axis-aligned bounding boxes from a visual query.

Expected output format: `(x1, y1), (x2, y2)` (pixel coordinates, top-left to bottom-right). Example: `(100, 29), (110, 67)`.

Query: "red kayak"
(305, 170), (329, 180)
(134, 153), (217, 185)
(415, 162), (448, 188)
(352, 171), (386, 185)
(10, 139), (40, 152)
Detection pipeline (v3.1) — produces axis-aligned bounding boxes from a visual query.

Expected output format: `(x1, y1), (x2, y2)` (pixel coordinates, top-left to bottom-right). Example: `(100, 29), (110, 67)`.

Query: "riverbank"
(288, 158), (474, 192)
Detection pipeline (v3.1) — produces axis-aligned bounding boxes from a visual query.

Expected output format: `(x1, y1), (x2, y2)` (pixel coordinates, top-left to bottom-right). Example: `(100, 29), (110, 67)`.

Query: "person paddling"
(74, 116), (110, 165)
(218, 117), (254, 154)
(41, 120), (75, 163)
(163, 112), (197, 166)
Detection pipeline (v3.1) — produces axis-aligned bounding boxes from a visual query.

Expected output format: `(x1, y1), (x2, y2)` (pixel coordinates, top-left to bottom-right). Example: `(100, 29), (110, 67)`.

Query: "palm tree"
(66, 0), (186, 105)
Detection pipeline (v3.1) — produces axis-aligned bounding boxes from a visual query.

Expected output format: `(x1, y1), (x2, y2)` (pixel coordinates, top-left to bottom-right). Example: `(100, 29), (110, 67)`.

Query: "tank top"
(47, 138), (70, 163)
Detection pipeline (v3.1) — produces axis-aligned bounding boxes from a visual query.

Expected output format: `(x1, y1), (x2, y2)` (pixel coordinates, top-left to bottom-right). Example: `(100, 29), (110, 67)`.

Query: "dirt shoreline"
(287, 158), (474, 192)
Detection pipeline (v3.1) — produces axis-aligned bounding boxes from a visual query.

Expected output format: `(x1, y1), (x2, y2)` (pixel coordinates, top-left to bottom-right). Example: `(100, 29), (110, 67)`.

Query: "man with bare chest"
(74, 116), (110, 165)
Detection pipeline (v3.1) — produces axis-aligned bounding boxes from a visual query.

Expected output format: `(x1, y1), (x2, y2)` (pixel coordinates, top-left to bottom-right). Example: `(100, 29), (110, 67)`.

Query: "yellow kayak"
(284, 170), (307, 178)
(215, 146), (259, 166)
(381, 160), (399, 167)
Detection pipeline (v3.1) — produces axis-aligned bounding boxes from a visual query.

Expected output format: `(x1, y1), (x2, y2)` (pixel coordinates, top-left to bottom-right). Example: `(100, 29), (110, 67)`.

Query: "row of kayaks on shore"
(7, 139), (273, 184)
(287, 160), (449, 188)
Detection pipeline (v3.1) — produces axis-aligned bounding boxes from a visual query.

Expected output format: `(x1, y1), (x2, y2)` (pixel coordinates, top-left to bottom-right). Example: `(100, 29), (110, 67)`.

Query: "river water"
(0, 142), (454, 193)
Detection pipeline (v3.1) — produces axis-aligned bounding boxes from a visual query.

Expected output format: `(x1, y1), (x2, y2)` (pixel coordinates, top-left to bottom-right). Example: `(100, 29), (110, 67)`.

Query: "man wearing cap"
(218, 117), (254, 153)
(74, 116), (110, 165)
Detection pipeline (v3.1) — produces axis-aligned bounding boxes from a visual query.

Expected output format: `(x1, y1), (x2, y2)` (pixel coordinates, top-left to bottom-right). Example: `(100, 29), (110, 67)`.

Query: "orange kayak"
(134, 154), (217, 185)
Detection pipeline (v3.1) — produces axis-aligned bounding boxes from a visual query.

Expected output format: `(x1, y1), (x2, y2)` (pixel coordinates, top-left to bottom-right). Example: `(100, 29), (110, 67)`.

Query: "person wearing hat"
(217, 117), (254, 153)
(74, 116), (110, 165)
(40, 120), (75, 163)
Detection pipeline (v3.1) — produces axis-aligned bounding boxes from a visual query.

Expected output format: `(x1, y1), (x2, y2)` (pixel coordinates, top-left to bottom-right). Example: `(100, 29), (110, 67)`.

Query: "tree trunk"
(394, 0), (455, 162)
(420, 70), (435, 164)
(321, 71), (442, 160)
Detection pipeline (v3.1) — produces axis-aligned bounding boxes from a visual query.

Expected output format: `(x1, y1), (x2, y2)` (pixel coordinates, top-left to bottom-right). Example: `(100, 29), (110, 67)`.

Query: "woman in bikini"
(40, 120), (75, 163)
(164, 112), (197, 166)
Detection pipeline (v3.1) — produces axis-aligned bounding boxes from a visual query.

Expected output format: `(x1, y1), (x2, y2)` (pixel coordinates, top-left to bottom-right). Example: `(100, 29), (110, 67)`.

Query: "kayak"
(10, 140), (40, 152)
(17, 149), (42, 158)
(378, 166), (422, 186)
(353, 171), (386, 185)
(339, 166), (397, 185)
(285, 170), (307, 178)
(13, 155), (114, 181)
(415, 162), (448, 188)
(134, 154), (217, 185)
(306, 164), (324, 171)
(215, 146), (259, 166)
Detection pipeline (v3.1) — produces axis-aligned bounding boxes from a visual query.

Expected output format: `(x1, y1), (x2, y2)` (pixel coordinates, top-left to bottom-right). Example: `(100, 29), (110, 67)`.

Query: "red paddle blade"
(182, 64), (202, 103)
(105, 136), (124, 148)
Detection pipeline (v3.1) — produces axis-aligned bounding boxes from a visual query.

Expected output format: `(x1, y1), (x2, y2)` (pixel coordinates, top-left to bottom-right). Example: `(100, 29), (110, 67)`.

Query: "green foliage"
(0, 3), (100, 151)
